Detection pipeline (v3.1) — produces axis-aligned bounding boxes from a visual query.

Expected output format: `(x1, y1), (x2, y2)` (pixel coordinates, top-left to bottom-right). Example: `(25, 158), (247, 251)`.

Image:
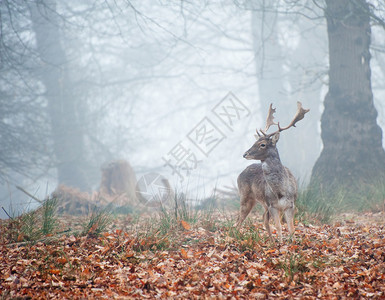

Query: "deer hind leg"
(263, 208), (273, 242)
(269, 207), (283, 243)
(284, 206), (295, 237)
(236, 196), (256, 229)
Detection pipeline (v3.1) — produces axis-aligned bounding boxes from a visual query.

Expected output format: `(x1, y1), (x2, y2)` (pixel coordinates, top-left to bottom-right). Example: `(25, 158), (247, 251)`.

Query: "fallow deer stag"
(237, 102), (309, 242)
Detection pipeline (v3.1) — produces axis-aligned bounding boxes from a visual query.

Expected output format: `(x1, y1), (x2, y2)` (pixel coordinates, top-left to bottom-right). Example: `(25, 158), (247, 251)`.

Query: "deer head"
(243, 102), (309, 161)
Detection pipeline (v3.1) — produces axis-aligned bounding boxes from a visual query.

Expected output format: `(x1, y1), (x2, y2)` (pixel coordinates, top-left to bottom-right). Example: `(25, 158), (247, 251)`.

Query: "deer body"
(237, 102), (309, 242)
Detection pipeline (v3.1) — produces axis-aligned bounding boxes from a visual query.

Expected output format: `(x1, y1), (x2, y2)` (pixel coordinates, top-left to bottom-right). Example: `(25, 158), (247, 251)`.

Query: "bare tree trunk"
(286, 16), (324, 182)
(251, 3), (309, 179)
(311, 0), (385, 189)
(251, 5), (286, 105)
(29, 1), (89, 190)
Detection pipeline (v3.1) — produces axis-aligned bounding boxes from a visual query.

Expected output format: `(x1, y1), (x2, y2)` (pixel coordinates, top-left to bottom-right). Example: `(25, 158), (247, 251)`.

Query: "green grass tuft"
(296, 185), (345, 224)
(277, 253), (309, 283)
(82, 208), (112, 237)
(41, 197), (59, 235)
(2, 196), (59, 243)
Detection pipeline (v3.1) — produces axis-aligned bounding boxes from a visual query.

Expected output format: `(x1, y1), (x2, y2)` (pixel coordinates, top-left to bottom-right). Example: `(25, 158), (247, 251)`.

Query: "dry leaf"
(180, 220), (191, 230)
(180, 248), (188, 259)
(1, 210), (384, 298)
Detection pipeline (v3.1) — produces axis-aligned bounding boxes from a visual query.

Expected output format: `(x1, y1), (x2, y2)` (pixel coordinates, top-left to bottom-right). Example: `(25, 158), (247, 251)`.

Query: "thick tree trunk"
(29, 1), (89, 190)
(251, 3), (320, 180)
(311, 0), (385, 189)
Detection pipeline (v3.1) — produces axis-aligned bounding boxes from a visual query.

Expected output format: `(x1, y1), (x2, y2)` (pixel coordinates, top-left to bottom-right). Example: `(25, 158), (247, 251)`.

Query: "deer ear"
(271, 132), (280, 146)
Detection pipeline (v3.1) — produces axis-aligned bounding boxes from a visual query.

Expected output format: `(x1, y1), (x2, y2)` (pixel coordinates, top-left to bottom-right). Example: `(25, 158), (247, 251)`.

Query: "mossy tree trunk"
(311, 0), (385, 190)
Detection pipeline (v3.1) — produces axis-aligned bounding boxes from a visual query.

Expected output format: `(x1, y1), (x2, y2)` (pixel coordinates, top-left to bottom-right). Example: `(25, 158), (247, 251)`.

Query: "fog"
(1, 1), (385, 218)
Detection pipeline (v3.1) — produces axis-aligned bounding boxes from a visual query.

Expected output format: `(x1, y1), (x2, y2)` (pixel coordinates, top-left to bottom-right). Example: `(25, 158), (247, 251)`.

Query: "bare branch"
(16, 186), (43, 204)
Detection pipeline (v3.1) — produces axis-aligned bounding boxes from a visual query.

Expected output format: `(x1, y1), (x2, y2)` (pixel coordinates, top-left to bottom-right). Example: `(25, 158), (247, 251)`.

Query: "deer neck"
(261, 149), (285, 185)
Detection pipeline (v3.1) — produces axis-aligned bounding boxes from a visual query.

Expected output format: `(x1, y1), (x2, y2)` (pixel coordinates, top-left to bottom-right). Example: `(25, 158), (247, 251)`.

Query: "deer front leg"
(284, 206), (295, 238)
(269, 207), (282, 243)
(236, 196), (255, 229)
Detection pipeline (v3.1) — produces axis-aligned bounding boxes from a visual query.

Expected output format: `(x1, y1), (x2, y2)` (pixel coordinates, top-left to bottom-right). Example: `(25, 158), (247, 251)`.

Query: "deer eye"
(260, 143), (266, 148)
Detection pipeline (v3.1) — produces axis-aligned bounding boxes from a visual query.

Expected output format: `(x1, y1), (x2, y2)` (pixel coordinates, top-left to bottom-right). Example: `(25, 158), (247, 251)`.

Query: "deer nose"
(243, 152), (249, 158)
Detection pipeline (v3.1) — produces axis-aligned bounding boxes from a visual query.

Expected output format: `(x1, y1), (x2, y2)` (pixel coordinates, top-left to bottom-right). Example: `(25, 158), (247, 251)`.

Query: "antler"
(256, 103), (277, 137)
(256, 102), (309, 138)
(277, 101), (310, 131)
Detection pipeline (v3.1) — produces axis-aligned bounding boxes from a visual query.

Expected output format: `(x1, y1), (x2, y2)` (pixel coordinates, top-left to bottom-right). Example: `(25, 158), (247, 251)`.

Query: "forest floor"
(1, 210), (385, 299)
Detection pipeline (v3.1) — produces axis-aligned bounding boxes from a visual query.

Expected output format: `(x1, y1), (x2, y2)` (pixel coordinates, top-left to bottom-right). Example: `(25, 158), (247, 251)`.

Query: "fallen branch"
(16, 186), (43, 204)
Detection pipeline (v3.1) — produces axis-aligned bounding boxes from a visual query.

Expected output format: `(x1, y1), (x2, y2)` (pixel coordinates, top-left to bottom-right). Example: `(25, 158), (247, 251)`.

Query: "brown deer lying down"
(237, 102), (309, 242)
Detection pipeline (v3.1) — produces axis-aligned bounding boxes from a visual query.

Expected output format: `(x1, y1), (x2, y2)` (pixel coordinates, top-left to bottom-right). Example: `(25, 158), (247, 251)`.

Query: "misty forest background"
(1, 0), (385, 218)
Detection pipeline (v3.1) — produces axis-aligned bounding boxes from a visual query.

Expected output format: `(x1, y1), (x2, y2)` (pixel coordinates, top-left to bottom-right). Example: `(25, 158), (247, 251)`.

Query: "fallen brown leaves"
(1, 212), (385, 299)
